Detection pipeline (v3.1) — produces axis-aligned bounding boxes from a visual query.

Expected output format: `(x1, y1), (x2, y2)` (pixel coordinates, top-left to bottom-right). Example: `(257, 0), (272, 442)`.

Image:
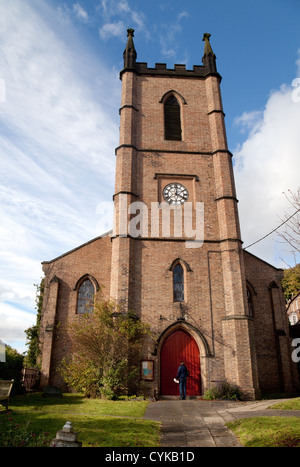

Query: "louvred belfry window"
(164, 95), (182, 141)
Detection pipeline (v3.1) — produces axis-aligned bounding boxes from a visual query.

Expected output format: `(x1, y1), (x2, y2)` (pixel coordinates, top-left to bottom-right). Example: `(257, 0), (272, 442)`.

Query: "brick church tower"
(111, 29), (260, 399)
(39, 30), (298, 399)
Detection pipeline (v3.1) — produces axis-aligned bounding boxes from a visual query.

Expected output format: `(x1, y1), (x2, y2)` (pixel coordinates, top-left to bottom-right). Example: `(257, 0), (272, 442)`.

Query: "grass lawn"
(227, 397), (300, 447)
(227, 417), (300, 447)
(0, 393), (161, 447)
(268, 397), (300, 411)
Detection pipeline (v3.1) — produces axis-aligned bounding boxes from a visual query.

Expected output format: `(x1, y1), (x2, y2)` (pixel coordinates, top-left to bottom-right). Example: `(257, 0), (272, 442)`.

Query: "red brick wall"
(39, 235), (112, 387)
(243, 250), (299, 393)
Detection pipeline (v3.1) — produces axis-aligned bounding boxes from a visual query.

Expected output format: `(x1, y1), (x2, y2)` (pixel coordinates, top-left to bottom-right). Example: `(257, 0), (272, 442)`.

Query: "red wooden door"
(160, 330), (201, 396)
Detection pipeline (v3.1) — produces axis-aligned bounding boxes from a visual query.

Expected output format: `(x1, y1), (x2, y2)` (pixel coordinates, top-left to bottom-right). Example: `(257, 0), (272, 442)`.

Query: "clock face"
(163, 183), (189, 205)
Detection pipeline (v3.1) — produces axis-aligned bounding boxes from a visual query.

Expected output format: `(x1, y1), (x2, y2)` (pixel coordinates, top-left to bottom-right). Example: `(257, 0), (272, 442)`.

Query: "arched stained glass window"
(173, 264), (184, 302)
(76, 279), (95, 314)
(164, 95), (182, 141)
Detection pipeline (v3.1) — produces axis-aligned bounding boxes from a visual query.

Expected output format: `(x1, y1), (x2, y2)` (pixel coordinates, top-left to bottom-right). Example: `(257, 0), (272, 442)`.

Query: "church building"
(39, 30), (299, 399)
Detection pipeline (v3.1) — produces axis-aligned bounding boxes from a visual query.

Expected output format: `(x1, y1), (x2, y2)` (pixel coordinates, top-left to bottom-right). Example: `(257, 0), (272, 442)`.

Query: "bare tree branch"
(276, 188), (300, 258)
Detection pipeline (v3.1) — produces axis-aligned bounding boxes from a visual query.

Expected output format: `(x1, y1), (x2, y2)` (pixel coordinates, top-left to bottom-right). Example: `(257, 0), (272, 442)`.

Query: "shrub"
(0, 345), (25, 395)
(203, 380), (244, 401)
(60, 293), (151, 399)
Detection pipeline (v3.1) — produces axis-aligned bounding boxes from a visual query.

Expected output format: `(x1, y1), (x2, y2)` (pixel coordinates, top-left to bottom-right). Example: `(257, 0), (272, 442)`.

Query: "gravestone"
(42, 386), (62, 397)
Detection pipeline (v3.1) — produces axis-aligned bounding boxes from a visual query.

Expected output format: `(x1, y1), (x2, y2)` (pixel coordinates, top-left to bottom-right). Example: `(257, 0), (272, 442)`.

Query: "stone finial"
(127, 28), (134, 37)
(203, 32), (211, 41)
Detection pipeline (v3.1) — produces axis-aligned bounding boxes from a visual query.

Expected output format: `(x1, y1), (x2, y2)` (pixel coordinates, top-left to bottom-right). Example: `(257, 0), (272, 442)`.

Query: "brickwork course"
(39, 30), (299, 399)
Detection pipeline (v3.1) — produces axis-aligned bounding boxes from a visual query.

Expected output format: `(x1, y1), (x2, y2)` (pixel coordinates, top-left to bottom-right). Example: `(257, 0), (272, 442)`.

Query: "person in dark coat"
(176, 361), (189, 399)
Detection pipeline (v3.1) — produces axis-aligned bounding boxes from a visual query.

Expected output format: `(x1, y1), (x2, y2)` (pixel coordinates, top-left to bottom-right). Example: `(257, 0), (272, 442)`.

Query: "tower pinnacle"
(202, 33), (214, 55)
(202, 32), (217, 74)
(123, 28), (137, 69)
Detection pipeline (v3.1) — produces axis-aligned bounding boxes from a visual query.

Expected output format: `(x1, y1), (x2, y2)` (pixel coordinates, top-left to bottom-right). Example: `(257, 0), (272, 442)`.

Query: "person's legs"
(179, 379), (186, 399)
(179, 379), (184, 399)
(182, 379), (186, 399)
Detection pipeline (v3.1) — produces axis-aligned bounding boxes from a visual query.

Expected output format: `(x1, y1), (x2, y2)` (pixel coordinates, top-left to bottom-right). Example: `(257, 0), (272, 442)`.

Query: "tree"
(24, 278), (44, 368)
(282, 264), (300, 301)
(277, 188), (300, 262)
(60, 293), (151, 399)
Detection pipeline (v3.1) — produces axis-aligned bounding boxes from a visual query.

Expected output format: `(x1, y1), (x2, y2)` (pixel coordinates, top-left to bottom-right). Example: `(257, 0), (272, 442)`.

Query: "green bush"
(0, 345), (25, 395)
(203, 380), (244, 401)
(60, 293), (151, 399)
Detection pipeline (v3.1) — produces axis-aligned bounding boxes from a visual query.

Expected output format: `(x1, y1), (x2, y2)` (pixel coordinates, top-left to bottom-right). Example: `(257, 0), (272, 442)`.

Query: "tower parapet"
(121, 29), (221, 80)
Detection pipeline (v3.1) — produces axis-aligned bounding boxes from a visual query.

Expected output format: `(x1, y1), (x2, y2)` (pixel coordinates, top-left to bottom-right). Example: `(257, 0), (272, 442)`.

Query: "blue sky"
(0, 0), (299, 354)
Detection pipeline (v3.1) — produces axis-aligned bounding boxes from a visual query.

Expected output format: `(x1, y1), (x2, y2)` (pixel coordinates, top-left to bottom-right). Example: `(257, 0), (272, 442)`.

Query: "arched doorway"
(160, 329), (201, 396)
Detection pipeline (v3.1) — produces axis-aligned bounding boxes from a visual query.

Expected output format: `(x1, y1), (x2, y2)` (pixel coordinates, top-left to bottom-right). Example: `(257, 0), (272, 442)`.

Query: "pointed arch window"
(164, 95), (182, 141)
(173, 264), (184, 302)
(76, 279), (95, 314)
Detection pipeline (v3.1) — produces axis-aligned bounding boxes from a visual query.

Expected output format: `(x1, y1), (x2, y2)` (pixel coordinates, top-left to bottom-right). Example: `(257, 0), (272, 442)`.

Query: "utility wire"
(243, 207), (300, 250)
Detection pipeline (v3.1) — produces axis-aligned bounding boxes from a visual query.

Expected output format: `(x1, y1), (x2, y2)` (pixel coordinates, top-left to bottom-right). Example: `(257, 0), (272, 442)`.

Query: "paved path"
(143, 399), (300, 447)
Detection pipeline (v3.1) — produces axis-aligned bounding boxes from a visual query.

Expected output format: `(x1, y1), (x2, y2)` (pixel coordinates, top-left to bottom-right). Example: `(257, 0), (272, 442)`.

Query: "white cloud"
(234, 76), (300, 267)
(98, 0), (149, 41)
(159, 11), (189, 61)
(99, 21), (125, 40)
(73, 2), (89, 23)
(131, 10), (148, 35)
(0, 0), (119, 352)
(233, 110), (264, 135)
(178, 11), (189, 21)
(57, 4), (71, 26)
(0, 303), (36, 353)
(96, 200), (114, 234)
(117, 0), (130, 13)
